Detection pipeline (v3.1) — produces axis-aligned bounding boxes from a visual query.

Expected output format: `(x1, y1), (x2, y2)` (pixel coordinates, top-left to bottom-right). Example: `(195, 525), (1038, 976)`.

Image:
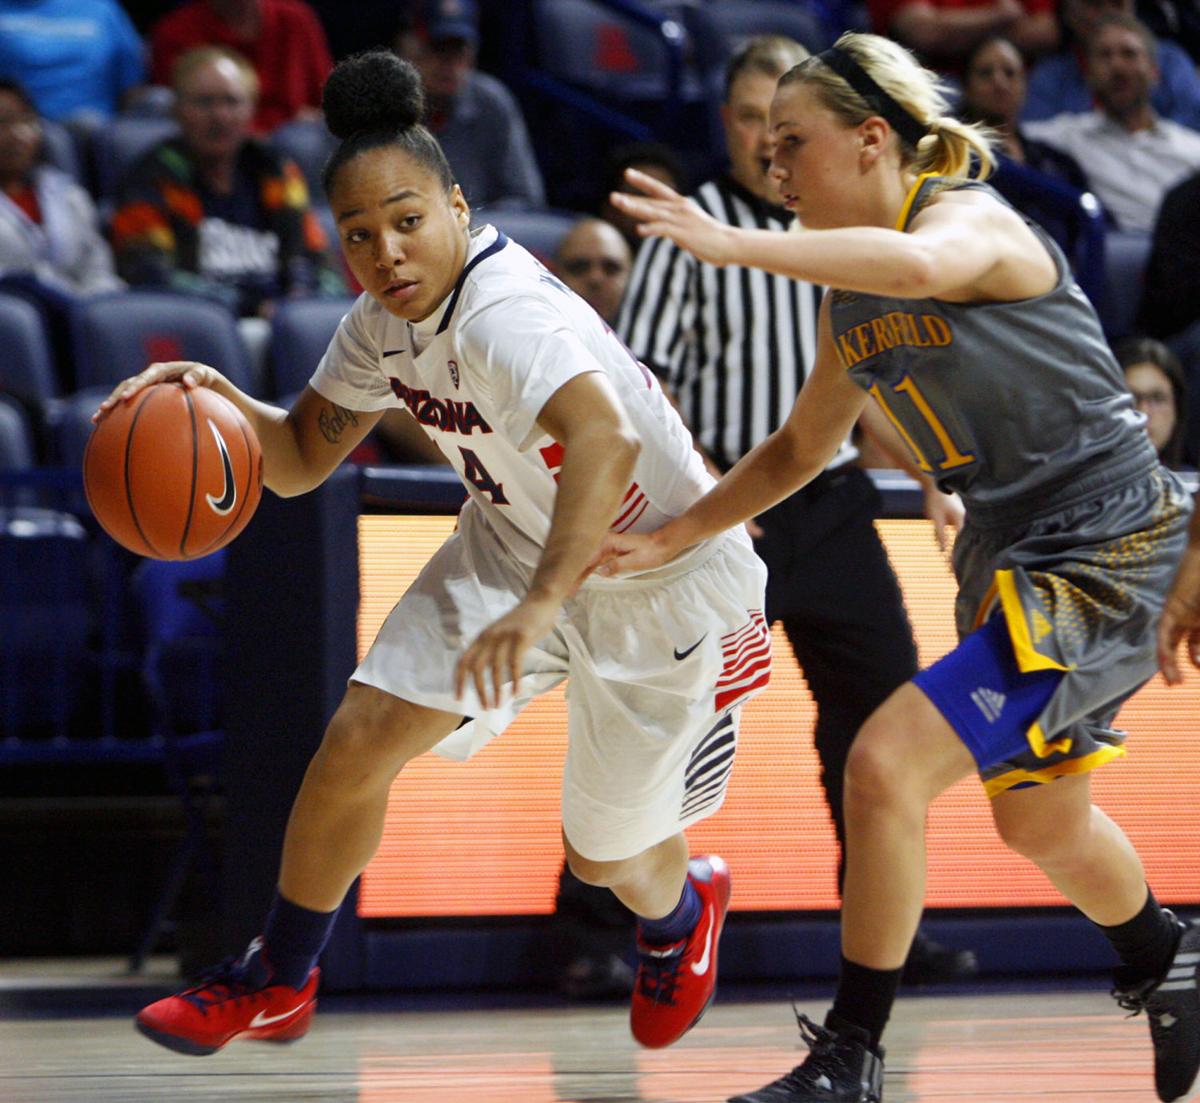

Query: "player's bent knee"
(566, 854), (606, 886)
(993, 806), (1085, 864)
(316, 685), (461, 785)
(843, 721), (911, 810)
(563, 833), (640, 888)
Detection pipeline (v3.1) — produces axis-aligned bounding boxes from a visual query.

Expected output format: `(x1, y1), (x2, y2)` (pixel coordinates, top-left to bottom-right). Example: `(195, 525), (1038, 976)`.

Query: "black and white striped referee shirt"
(616, 175), (857, 473)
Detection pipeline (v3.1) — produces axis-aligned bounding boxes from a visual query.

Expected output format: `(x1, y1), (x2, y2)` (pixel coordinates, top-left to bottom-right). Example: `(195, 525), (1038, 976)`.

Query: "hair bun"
(322, 50), (425, 141)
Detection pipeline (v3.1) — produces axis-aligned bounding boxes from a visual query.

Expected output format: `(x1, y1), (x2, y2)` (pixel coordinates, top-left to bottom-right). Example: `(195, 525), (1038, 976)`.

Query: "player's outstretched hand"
(610, 168), (738, 267)
(1158, 547), (1200, 685)
(455, 595), (560, 710)
(92, 361), (227, 423)
(923, 485), (964, 555)
(586, 529), (677, 579)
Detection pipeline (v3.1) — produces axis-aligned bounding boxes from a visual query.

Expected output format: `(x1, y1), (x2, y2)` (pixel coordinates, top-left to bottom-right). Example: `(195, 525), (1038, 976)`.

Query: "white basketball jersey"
(310, 225), (714, 566)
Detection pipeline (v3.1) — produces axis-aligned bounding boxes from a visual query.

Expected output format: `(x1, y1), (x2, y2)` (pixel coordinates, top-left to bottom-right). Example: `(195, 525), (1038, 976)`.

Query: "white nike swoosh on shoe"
(249, 1003), (308, 1029)
(690, 905), (716, 976)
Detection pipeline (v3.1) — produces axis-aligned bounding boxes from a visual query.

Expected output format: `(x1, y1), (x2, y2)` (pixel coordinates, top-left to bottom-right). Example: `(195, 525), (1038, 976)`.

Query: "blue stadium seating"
(90, 117), (180, 201)
(39, 119), (83, 184)
(126, 550), (228, 969)
(478, 208), (579, 264)
(269, 296), (357, 398)
(0, 396), (35, 471)
(1102, 230), (1154, 340)
(70, 291), (253, 394)
(0, 476), (92, 741)
(530, 0), (705, 102)
(688, 0), (831, 63)
(270, 118), (337, 197)
(0, 292), (60, 407)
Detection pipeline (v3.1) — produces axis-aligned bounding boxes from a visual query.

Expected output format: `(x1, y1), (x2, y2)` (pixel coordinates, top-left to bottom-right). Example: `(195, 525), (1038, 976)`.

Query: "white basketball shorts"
(352, 502), (771, 861)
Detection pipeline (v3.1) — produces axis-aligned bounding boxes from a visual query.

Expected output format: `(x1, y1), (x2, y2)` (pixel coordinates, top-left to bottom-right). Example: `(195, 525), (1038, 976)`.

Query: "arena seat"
(90, 117), (181, 201)
(477, 208), (578, 265)
(0, 468), (92, 741)
(70, 291), (253, 394)
(1101, 230), (1154, 339)
(268, 296), (357, 398)
(39, 119), (84, 183)
(0, 395), (35, 473)
(270, 118), (337, 197)
(126, 552), (228, 969)
(687, 0), (831, 64)
(530, 0), (705, 102)
(0, 293), (61, 408)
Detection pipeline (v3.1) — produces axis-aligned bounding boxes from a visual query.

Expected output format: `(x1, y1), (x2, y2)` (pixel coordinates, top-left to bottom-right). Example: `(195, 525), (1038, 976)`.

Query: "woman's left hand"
(924, 485), (964, 555)
(610, 169), (738, 267)
(455, 595), (560, 709)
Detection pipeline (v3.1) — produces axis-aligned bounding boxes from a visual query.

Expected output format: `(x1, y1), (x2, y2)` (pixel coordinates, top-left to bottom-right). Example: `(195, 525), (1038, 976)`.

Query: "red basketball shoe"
(631, 854), (731, 1048)
(136, 941), (319, 1056)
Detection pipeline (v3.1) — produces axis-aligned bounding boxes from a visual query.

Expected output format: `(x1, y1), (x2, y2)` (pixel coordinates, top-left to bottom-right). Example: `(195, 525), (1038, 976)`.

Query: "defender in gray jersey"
(599, 30), (1199, 1103)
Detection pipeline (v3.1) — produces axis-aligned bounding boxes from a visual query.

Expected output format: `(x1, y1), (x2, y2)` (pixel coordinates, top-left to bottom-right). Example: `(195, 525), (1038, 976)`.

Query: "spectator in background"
(150, 0), (333, 133)
(956, 36), (1107, 302)
(1024, 0), (1200, 129)
(598, 142), (687, 254)
(0, 0), (144, 123)
(867, 0), (1057, 75)
(959, 37), (1088, 188)
(1116, 337), (1191, 468)
(1139, 167), (1200, 340)
(0, 79), (122, 296)
(1024, 14), (1200, 232)
(553, 218), (632, 326)
(112, 47), (343, 321)
(395, 0), (545, 210)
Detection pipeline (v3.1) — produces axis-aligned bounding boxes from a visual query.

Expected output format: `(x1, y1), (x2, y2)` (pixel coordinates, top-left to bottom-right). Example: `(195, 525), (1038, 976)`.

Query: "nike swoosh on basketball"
(674, 634), (707, 661)
(205, 420), (236, 515)
(690, 906), (715, 976)
(382, 348), (407, 357)
(250, 1003), (308, 1029)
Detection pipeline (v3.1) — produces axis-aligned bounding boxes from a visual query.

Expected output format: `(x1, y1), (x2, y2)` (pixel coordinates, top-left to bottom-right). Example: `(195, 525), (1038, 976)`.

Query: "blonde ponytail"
(779, 32), (996, 180)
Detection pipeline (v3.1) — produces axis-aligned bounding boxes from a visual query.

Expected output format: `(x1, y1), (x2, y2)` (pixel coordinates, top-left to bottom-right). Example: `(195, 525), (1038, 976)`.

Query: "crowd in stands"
(0, 0), (1199, 472)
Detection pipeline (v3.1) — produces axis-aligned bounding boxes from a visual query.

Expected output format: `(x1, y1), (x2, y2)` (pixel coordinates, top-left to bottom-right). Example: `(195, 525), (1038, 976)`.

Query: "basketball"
(83, 382), (263, 560)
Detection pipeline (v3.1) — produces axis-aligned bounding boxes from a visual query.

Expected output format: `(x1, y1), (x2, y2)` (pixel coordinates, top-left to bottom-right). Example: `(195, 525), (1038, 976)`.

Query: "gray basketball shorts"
(949, 466), (1192, 797)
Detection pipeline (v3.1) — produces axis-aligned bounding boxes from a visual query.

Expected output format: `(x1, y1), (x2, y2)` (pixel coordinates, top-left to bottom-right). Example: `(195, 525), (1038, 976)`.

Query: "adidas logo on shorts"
(971, 686), (1007, 723)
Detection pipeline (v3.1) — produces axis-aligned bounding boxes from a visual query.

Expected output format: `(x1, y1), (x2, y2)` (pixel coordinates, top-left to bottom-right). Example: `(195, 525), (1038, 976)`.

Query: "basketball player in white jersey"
(96, 50), (770, 1057)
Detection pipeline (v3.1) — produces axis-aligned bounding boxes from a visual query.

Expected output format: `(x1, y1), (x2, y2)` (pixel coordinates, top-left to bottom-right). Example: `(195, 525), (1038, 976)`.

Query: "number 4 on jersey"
(458, 447), (509, 504)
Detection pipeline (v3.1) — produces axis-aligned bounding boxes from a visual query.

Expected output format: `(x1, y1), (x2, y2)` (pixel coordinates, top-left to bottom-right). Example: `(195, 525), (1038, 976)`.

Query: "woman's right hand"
(92, 360), (228, 423)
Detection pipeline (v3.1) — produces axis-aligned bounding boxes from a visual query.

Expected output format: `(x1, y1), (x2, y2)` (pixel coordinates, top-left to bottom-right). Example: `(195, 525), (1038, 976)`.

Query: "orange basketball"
(84, 383), (263, 560)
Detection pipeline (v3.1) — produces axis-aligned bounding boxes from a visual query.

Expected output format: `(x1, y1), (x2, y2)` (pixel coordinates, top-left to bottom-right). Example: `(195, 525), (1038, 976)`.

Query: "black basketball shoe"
(1113, 916), (1200, 1102)
(728, 1011), (884, 1102)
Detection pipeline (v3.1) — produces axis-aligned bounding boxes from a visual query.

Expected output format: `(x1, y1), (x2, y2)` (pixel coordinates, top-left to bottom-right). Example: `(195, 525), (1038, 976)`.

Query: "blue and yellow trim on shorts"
(975, 569), (1125, 798)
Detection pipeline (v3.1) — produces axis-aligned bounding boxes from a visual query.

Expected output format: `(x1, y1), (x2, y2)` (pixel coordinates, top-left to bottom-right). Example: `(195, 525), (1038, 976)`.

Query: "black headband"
(816, 46), (929, 149)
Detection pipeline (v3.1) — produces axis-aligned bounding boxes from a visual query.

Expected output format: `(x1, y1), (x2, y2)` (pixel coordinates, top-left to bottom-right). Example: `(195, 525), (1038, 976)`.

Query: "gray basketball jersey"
(830, 176), (1156, 527)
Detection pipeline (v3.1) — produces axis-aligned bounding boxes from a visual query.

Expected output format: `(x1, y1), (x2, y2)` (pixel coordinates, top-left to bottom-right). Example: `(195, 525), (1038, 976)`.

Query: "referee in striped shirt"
(616, 35), (975, 984)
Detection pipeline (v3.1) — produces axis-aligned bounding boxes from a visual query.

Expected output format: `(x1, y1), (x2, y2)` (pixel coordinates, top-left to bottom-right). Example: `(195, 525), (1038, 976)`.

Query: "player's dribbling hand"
(92, 361), (226, 423)
(455, 596), (559, 710)
(1158, 548), (1200, 685)
(610, 169), (738, 267)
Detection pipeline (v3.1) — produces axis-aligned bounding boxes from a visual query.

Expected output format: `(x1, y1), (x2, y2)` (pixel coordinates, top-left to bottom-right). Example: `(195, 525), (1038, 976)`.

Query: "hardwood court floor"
(0, 986), (1180, 1103)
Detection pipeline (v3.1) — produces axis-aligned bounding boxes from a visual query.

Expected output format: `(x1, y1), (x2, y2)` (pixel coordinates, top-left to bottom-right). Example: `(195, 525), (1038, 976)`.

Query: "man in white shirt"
(1025, 12), (1200, 232)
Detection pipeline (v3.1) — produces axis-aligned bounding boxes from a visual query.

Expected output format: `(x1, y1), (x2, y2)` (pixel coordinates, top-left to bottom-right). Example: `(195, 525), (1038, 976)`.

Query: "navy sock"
(1102, 887), (1181, 986)
(638, 879), (702, 946)
(830, 955), (903, 1050)
(260, 892), (340, 989)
